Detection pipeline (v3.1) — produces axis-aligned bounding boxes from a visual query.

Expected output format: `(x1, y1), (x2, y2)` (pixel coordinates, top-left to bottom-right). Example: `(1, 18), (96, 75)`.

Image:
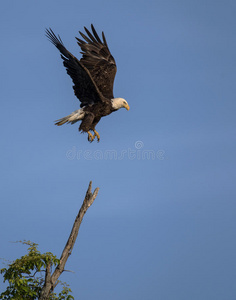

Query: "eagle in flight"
(46, 25), (129, 142)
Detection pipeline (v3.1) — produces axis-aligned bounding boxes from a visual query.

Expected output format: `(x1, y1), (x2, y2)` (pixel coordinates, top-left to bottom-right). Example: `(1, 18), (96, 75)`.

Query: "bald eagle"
(46, 25), (129, 142)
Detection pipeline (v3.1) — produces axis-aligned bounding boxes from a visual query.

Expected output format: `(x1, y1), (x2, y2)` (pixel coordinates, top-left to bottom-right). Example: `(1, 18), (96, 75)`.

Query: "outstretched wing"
(46, 28), (104, 107)
(76, 24), (117, 99)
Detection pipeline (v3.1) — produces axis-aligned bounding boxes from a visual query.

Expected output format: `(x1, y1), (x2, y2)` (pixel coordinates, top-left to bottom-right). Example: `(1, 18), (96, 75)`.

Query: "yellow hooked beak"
(124, 103), (130, 111)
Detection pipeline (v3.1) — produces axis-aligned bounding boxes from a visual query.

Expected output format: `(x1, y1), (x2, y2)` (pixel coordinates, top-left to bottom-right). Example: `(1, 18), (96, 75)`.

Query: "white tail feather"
(55, 108), (85, 126)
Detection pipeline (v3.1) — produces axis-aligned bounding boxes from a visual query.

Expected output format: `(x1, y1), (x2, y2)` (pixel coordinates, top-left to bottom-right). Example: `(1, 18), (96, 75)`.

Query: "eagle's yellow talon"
(93, 130), (100, 142)
(87, 131), (94, 142)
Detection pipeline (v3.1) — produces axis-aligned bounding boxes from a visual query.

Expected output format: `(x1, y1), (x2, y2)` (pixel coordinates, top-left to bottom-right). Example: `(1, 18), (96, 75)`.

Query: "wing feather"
(46, 28), (104, 107)
(84, 27), (98, 44)
(77, 25), (117, 99)
(79, 31), (93, 44)
(102, 32), (108, 48)
(91, 24), (103, 44)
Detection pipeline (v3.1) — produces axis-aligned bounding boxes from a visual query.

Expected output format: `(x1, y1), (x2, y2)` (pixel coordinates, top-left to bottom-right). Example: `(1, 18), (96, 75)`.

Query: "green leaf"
(0, 241), (74, 300)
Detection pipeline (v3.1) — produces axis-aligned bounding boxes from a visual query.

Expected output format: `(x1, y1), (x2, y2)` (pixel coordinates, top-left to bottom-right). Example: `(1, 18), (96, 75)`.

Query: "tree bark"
(39, 181), (99, 300)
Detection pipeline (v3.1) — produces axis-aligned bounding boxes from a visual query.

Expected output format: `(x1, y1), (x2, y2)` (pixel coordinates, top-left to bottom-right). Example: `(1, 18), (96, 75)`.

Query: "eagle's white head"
(111, 98), (130, 111)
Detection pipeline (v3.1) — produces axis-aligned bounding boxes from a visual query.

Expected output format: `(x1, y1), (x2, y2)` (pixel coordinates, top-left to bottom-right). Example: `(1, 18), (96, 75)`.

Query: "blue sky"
(1, 0), (236, 299)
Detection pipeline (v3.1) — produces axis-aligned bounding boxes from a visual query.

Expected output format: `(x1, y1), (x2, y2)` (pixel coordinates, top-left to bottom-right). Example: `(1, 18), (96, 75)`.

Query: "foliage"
(0, 241), (74, 300)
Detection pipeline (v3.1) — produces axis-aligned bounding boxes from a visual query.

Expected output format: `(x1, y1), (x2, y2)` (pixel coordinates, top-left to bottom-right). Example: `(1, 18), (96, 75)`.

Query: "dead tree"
(39, 181), (99, 300)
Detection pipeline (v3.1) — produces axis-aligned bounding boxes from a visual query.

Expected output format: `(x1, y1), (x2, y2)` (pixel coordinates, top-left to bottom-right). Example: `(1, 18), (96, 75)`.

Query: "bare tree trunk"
(39, 181), (99, 300)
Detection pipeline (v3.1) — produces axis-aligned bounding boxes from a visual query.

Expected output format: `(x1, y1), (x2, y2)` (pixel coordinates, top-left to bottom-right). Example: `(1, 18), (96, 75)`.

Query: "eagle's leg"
(93, 130), (100, 142)
(87, 131), (95, 142)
